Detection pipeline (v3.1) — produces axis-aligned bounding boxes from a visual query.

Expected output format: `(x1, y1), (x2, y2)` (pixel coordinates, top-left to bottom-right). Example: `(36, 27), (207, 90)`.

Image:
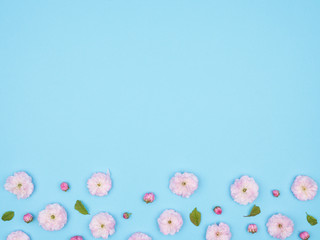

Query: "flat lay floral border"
(2, 171), (318, 240)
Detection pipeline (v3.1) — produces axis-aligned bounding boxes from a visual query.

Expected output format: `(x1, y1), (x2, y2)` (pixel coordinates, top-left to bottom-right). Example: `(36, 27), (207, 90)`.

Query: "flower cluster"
(3, 171), (318, 239)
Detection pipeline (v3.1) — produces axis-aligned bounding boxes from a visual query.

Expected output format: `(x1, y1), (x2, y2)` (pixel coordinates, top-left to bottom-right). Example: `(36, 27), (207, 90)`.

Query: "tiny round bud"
(272, 190), (280, 197)
(299, 231), (310, 240)
(143, 192), (155, 203)
(60, 182), (69, 192)
(123, 212), (132, 219)
(23, 213), (33, 223)
(213, 206), (222, 215)
(70, 236), (83, 240)
(247, 224), (258, 234)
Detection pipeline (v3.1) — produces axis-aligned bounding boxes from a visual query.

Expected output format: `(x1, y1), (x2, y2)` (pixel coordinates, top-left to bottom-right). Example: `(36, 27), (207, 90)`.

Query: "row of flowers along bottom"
(2, 171), (318, 240)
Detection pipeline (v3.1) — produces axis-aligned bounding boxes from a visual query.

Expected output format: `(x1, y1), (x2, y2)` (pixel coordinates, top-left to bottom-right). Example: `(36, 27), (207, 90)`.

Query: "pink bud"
(247, 224), (258, 234)
(272, 190), (280, 197)
(23, 213), (33, 223)
(299, 231), (310, 240)
(70, 236), (83, 240)
(143, 192), (155, 203)
(213, 206), (222, 215)
(123, 212), (132, 219)
(60, 182), (69, 192)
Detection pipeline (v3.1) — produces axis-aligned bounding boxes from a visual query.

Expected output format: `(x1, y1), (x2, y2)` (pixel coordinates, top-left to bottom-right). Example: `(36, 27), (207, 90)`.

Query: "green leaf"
(2, 211), (14, 221)
(306, 213), (318, 226)
(74, 200), (89, 215)
(244, 205), (261, 217)
(189, 208), (201, 226)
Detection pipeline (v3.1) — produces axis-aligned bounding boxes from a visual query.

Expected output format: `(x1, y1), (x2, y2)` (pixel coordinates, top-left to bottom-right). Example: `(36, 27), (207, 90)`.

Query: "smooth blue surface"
(0, 0), (319, 239)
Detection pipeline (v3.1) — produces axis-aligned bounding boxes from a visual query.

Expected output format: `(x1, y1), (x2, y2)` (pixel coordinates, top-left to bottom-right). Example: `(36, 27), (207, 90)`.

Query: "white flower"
(230, 175), (259, 205)
(38, 203), (68, 231)
(87, 171), (112, 196)
(4, 172), (34, 199)
(291, 175), (318, 201)
(89, 212), (116, 239)
(7, 231), (30, 240)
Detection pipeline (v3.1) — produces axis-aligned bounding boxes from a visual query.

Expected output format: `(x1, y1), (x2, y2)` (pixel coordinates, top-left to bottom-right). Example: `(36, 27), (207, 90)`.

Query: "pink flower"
(272, 190), (280, 197)
(60, 182), (69, 192)
(143, 193), (155, 203)
(169, 172), (198, 198)
(157, 209), (183, 235)
(123, 212), (132, 219)
(247, 224), (258, 233)
(206, 222), (232, 240)
(89, 212), (116, 239)
(87, 171), (112, 197)
(7, 231), (30, 240)
(299, 231), (310, 240)
(70, 236), (83, 240)
(266, 214), (294, 239)
(128, 232), (152, 240)
(230, 175), (259, 205)
(291, 176), (318, 201)
(213, 206), (222, 215)
(23, 213), (33, 223)
(4, 172), (34, 199)
(38, 203), (68, 231)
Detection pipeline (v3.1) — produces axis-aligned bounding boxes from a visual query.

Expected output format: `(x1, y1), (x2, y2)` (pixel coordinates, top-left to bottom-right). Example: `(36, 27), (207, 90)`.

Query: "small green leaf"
(306, 213), (318, 226)
(74, 200), (89, 215)
(244, 205), (261, 217)
(189, 207), (201, 226)
(2, 211), (14, 221)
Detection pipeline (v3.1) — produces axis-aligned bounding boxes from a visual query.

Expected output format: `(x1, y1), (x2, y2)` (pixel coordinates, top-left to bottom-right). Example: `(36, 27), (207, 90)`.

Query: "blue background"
(0, 0), (319, 239)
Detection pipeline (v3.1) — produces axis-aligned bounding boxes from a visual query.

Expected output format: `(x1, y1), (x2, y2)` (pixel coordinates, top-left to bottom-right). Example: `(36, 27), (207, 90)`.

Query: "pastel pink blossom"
(157, 209), (183, 235)
(299, 231), (310, 240)
(23, 213), (33, 223)
(128, 232), (152, 240)
(7, 231), (30, 240)
(272, 190), (280, 197)
(143, 192), (155, 203)
(213, 206), (222, 215)
(89, 212), (116, 239)
(60, 182), (69, 191)
(206, 222), (232, 240)
(87, 171), (112, 197)
(4, 172), (34, 199)
(169, 172), (198, 198)
(266, 214), (294, 239)
(230, 175), (259, 205)
(70, 236), (83, 240)
(38, 203), (68, 231)
(291, 176), (318, 201)
(247, 224), (258, 233)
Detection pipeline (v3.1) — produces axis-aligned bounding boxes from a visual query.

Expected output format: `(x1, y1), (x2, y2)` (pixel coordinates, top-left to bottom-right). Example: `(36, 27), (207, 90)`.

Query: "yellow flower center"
(243, 188), (247, 193)
(182, 182), (187, 186)
(51, 215), (55, 219)
(168, 220), (172, 224)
